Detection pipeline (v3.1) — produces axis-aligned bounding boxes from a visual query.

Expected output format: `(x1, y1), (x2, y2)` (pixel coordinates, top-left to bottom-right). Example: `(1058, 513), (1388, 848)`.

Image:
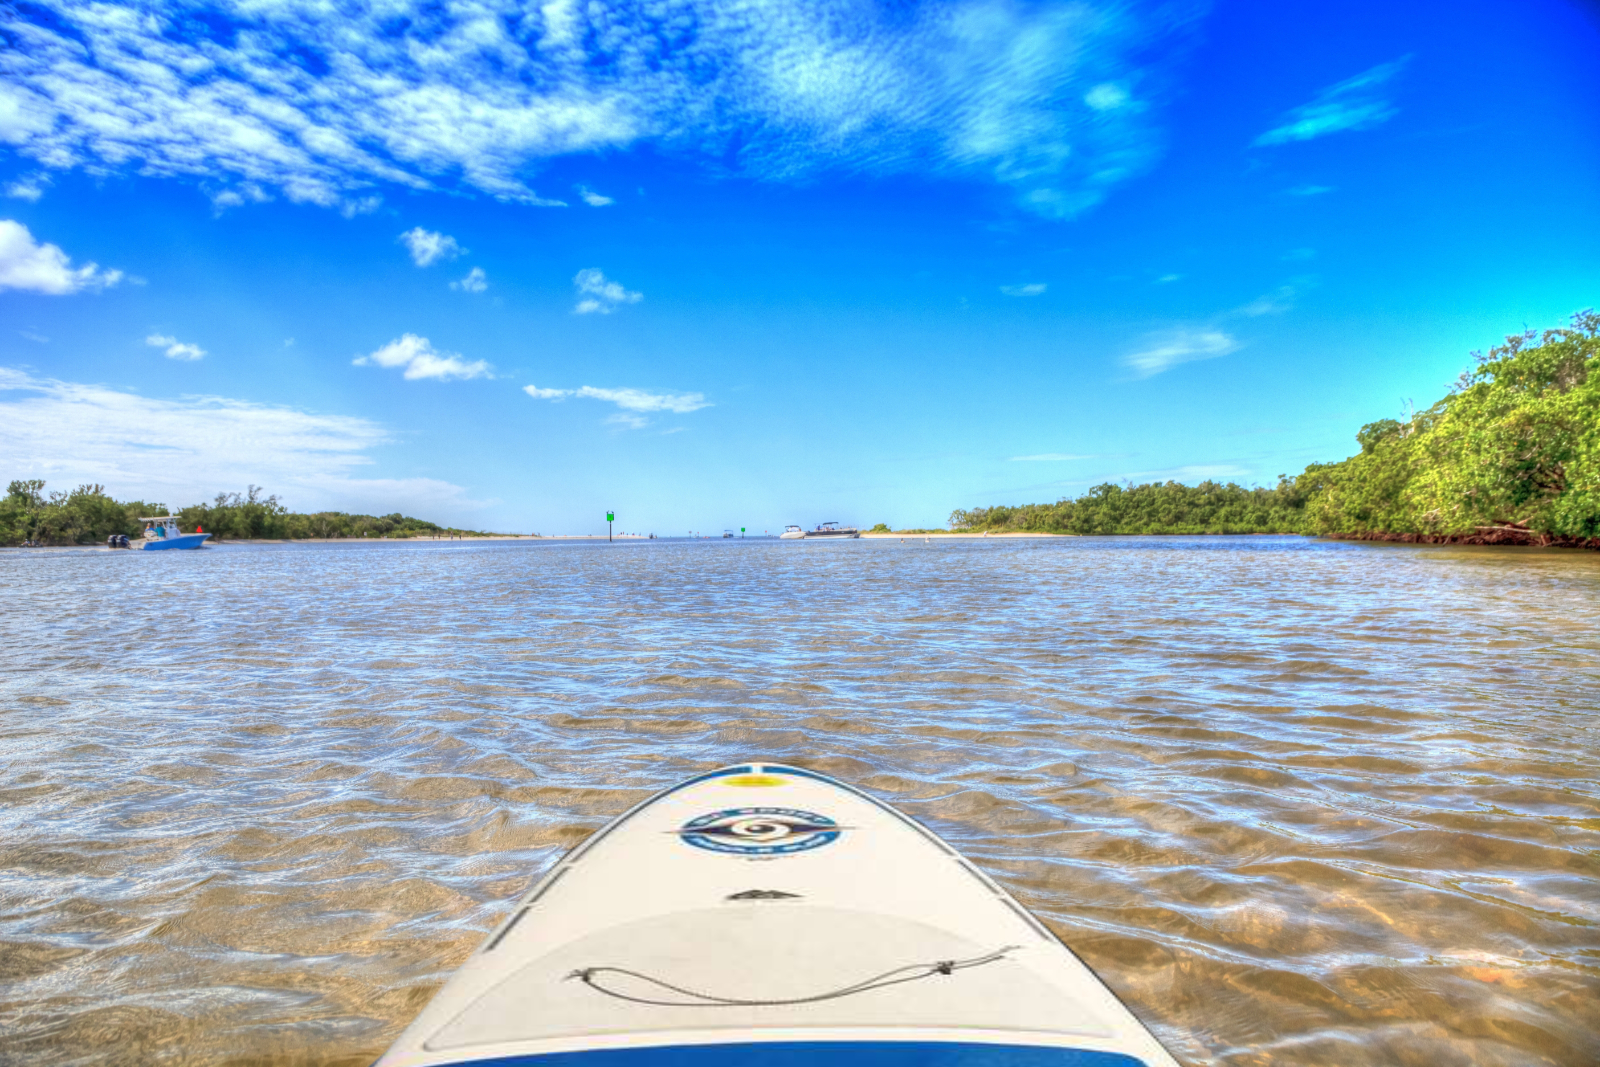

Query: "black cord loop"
(565, 945), (1021, 1008)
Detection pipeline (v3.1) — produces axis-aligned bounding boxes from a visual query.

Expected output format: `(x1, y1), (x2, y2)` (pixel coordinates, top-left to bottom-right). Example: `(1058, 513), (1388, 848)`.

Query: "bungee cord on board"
(565, 945), (1022, 1008)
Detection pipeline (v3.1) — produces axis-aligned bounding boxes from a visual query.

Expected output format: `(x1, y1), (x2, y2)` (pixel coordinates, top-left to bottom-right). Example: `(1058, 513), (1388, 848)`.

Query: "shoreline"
(861, 531), (1068, 538)
(2, 534), (650, 548)
(213, 534), (648, 543)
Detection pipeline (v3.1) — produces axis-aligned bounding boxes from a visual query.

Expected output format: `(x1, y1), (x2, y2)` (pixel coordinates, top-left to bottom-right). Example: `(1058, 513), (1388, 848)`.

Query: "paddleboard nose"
(373, 762), (1182, 1067)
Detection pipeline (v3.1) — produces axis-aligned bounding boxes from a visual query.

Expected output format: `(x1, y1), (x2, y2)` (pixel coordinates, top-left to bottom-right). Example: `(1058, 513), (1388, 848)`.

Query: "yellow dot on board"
(723, 774), (787, 787)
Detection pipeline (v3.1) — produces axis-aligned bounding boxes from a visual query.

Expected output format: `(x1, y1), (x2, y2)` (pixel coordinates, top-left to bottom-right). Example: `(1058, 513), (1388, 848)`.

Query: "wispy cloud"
(1122, 280), (1308, 378)
(1083, 83), (1130, 111)
(1236, 285), (1297, 317)
(1255, 57), (1410, 146)
(399, 228), (463, 267)
(525, 384), (710, 412)
(0, 220), (122, 294)
(1124, 328), (1239, 378)
(341, 195), (382, 218)
(145, 333), (205, 361)
(1132, 463), (1252, 482)
(1010, 453), (1094, 462)
(524, 382), (710, 428)
(1000, 283), (1047, 297)
(1286, 184), (1334, 197)
(451, 267), (488, 293)
(577, 386), (708, 413)
(211, 184), (271, 213)
(354, 334), (491, 381)
(577, 185), (614, 207)
(0, 1), (1196, 217)
(5, 174), (49, 201)
(574, 269), (642, 314)
(0, 367), (481, 516)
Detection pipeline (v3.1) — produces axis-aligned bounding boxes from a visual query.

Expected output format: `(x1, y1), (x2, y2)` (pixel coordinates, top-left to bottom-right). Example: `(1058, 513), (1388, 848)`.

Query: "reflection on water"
(1, 536), (1597, 1065)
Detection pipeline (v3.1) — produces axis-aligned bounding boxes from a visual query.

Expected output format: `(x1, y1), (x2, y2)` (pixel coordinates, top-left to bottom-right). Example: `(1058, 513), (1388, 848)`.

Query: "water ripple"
(1, 536), (1597, 1065)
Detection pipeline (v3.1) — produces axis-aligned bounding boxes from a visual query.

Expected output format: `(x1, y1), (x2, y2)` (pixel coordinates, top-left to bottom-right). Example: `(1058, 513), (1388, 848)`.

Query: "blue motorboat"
(139, 516), (212, 550)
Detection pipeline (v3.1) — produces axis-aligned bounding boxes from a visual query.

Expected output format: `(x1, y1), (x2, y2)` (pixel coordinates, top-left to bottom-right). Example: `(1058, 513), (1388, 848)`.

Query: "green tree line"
(2, 483), (488, 545)
(952, 310), (1600, 548)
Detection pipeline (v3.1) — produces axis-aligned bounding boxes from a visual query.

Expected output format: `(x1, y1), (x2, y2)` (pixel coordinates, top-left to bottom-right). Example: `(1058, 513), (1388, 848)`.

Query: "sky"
(2, 0), (1597, 534)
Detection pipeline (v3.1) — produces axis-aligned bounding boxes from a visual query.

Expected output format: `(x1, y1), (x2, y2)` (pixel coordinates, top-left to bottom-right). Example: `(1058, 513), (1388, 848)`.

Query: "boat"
(805, 521), (860, 539)
(779, 525), (806, 539)
(138, 516), (211, 550)
(373, 762), (1182, 1067)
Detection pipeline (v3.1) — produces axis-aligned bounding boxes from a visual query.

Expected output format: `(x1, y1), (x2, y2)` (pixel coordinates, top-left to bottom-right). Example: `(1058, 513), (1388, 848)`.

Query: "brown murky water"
(2, 536), (1598, 1066)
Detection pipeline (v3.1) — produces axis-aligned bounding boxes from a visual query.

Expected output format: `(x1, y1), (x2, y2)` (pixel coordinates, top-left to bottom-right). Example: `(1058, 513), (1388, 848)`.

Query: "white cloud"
(354, 334), (491, 381)
(146, 333), (206, 361)
(577, 185), (614, 206)
(211, 184), (270, 212)
(1120, 278), (1307, 377)
(1084, 83), (1129, 111)
(0, 219), (122, 294)
(0, 1), (1197, 218)
(1236, 285), (1297, 317)
(1010, 453), (1094, 462)
(1000, 283), (1047, 297)
(574, 268), (642, 314)
(1255, 58), (1410, 146)
(0, 367), (481, 517)
(5, 173), (49, 201)
(1286, 184), (1334, 196)
(1124, 328), (1239, 378)
(341, 195), (382, 218)
(524, 382), (710, 427)
(574, 386), (708, 413)
(399, 227), (463, 267)
(1157, 273), (1181, 283)
(451, 266), (488, 292)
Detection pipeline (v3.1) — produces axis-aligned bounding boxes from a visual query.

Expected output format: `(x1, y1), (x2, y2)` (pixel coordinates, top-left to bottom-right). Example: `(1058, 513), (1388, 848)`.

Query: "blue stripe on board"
(424, 1041), (1146, 1067)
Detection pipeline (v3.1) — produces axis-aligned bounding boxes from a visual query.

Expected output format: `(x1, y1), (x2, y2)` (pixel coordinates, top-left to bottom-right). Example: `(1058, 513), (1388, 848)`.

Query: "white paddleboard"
(376, 763), (1182, 1067)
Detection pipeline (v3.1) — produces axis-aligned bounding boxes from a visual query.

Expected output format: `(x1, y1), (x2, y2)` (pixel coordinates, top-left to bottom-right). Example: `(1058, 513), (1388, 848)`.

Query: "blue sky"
(2, 0), (1597, 533)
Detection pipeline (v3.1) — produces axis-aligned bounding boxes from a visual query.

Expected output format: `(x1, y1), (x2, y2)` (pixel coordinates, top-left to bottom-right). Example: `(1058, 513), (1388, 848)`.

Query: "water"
(2, 536), (1597, 1066)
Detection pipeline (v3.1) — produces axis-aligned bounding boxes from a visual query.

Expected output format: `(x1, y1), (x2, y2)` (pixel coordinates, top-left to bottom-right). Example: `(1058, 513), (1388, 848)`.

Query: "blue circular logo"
(677, 807), (841, 855)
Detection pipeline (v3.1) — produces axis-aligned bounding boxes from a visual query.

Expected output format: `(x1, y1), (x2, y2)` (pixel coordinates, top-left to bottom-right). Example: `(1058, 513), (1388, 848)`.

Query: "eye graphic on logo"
(677, 808), (843, 855)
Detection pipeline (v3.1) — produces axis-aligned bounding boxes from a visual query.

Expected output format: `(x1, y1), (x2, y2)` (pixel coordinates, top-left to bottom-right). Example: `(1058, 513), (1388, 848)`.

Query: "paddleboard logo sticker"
(677, 808), (842, 855)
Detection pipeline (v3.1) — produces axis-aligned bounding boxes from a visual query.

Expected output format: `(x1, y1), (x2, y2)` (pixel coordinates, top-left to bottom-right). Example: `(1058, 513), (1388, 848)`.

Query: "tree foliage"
(1300, 310), (1599, 544)
(953, 310), (1600, 548)
(952, 478), (1308, 535)
(1, 481), (161, 546)
(2, 482), (487, 545)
